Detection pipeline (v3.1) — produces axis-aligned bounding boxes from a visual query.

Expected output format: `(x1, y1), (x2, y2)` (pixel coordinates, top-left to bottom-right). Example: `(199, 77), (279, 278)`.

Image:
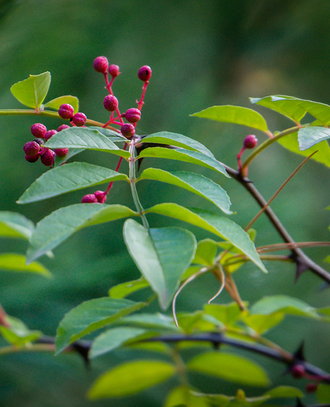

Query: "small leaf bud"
(54, 148), (69, 157)
(44, 129), (57, 141)
(58, 104), (74, 120)
(57, 124), (70, 132)
(23, 141), (41, 156)
(108, 64), (120, 78)
(31, 123), (47, 138)
(121, 123), (135, 139)
(123, 108), (141, 123)
(40, 149), (55, 166)
(243, 135), (258, 149)
(93, 56), (109, 73)
(81, 194), (98, 203)
(138, 65), (152, 82)
(72, 112), (87, 126)
(103, 95), (118, 112)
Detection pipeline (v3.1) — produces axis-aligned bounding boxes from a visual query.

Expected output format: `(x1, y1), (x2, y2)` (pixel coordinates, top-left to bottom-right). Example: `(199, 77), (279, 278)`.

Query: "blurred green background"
(0, 0), (330, 406)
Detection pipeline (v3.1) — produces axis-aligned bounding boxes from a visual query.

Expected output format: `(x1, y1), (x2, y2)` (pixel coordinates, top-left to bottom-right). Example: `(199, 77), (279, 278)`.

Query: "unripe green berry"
(103, 95), (118, 112)
(57, 124), (70, 132)
(81, 194), (98, 203)
(243, 135), (258, 149)
(138, 65), (152, 82)
(44, 129), (57, 141)
(58, 104), (74, 120)
(108, 64), (120, 77)
(72, 112), (87, 126)
(23, 141), (41, 156)
(40, 149), (55, 166)
(121, 123), (135, 139)
(54, 148), (69, 157)
(124, 108), (141, 123)
(93, 56), (109, 73)
(31, 123), (47, 138)
(25, 154), (39, 163)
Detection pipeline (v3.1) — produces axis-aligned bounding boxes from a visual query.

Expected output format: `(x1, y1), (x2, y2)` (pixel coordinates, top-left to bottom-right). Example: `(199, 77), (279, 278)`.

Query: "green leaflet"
(298, 126), (330, 150)
(0, 211), (34, 240)
(55, 297), (144, 354)
(26, 204), (137, 263)
(44, 95), (79, 113)
(109, 277), (150, 299)
(18, 162), (129, 203)
(10, 72), (51, 110)
(0, 253), (51, 277)
(137, 168), (232, 214)
(191, 105), (268, 132)
(123, 219), (197, 310)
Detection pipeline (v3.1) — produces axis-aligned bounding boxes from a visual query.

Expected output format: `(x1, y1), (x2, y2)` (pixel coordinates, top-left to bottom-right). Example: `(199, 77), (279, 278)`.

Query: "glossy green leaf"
(141, 131), (215, 158)
(0, 211), (34, 240)
(138, 147), (229, 177)
(191, 106), (268, 132)
(0, 325), (42, 347)
(88, 360), (175, 399)
(264, 386), (304, 399)
(55, 297), (144, 355)
(117, 313), (178, 330)
(165, 386), (211, 407)
(138, 168), (232, 214)
(204, 302), (246, 327)
(18, 162), (128, 204)
(317, 384), (330, 403)
(53, 148), (85, 166)
(90, 327), (146, 359)
(123, 219), (197, 309)
(277, 133), (330, 168)
(193, 239), (218, 266)
(145, 203), (267, 273)
(298, 126), (330, 150)
(294, 98), (330, 125)
(243, 313), (284, 334)
(188, 352), (269, 386)
(26, 204), (137, 263)
(250, 295), (319, 318)
(44, 127), (131, 158)
(10, 72), (51, 109)
(44, 95), (79, 113)
(250, 95), (306, 123)
(88, 126), (126, 142)
(109, 277), (150, 298)
(0, 253), (51, 277)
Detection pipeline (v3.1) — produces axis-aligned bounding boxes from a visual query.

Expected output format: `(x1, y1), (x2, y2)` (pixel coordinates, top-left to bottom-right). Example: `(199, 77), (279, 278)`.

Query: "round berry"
(58, 104), (74, 120)
(94, 190), (107, 203)
(121, 123), (135, 139)
(57, 124), (70, 132)
(291, 364), (305, 379)
(25, 154), (39, 163)
(54, 148), (69, 157)
(93, 56), (109, 73)
(31, 123), (47, 138)
(44, 129), (57, 141)
(40, 149), (55, 166)
(306, 383), (318, 393)
(103, 95), (118, 112)
(33, 138), (44, 146)
(23, 141), (41, 156)
(81, 194), (98, 203)
(138, 65), (152, 82)
(124, 108), (141, 123)
(243, 135), (258, 149)
(72, 112), (87, 126)
(108, 64), (120, 78)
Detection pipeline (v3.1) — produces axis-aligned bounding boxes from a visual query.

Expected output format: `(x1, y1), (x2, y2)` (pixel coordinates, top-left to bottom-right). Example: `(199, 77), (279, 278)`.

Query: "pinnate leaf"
(55, 297), (144, 354)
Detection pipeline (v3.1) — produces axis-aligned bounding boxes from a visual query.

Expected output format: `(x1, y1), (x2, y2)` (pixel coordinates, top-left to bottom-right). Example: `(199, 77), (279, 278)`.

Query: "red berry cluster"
(58, 103), (87, 126)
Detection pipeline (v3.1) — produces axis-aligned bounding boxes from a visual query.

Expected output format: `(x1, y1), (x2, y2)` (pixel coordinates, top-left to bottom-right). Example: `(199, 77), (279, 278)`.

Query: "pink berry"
(58, 104), (74, 120)
(54, 148), (69, 157)
(103, 95), (118, 112)
(121, 123), (135, 139)
(40, 149), (55, 166)
(291, 364), (305, 379)
(243, 135), (258, 149)
(93, 56), (109, 73)
(57, 124), (70, 132)
(81, 194), (98, 203)
(108, 64), (120, 78)
(31, 123), (47, 138)
(94, 190), (107, 203)
(23, 141), (41, 156)
(25, 154), (39, 163)
(44, 129), (57, 141)
(124, 108), (141, 123)
(306, 383), (318, 393)
(72, 112), (87, 126)
(138, 65), (152, 82)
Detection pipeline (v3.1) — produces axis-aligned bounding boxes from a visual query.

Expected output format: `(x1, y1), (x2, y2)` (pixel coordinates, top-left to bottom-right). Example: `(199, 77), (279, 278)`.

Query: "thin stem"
(208, 264), (225, 304)
(170, 346), (189, 388)
(257, 241), (330, 253)
(0, 343), (55, 357)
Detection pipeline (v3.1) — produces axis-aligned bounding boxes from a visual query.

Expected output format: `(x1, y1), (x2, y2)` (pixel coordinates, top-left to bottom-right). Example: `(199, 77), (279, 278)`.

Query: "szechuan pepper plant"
(1, 56), (330, 407)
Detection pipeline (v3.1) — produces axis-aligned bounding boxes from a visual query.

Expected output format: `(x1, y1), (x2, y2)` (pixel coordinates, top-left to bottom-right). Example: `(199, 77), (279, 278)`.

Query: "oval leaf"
(0, 253), (51, 277)
(44, 127), (130, 158)
(109, 277), (150, 298)
(26, 204), (137, 263)
(90, 327), (146, 359)
(0, 211), (34, 240)
(188, 352), (269, 386)
(191, 106), (268, 132)
(55, 297), (144, 355)
(44, 95), (79, 113)
(10, 72), (51, 110)
(298, 126), (330, 150)
(264, 385), (304, 399)
(138, 147), (229, 177)
(138, 168), (232, 214)
(145, 203), (267, 273)
(124, 220), (196, 310)
(88, 360), (175, 399)
(18, 162), (129, 203)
